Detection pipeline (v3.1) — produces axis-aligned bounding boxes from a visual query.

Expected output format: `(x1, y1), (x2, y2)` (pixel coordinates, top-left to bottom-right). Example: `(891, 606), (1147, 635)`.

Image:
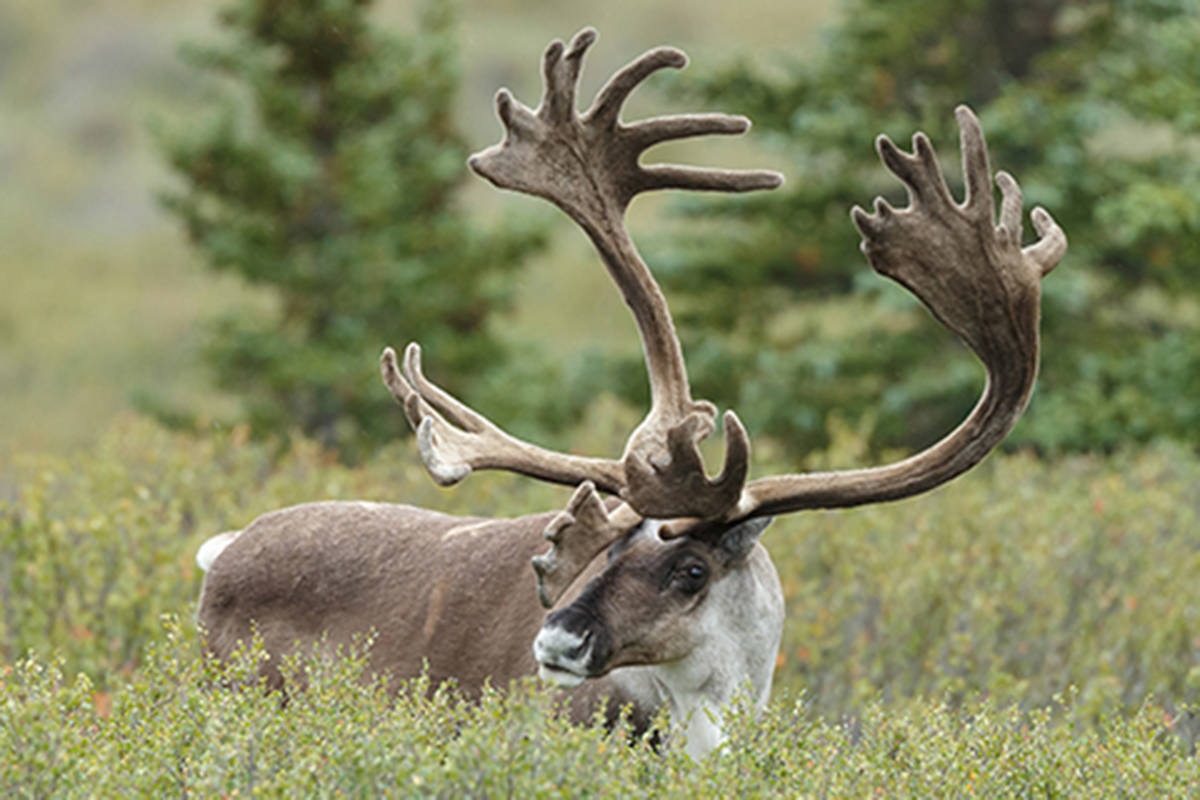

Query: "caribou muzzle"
(533, 605), (613, 687)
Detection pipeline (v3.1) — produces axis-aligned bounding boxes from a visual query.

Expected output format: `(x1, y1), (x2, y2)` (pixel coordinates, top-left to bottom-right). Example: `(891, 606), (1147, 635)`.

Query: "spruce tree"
(157, 0), (544, 460)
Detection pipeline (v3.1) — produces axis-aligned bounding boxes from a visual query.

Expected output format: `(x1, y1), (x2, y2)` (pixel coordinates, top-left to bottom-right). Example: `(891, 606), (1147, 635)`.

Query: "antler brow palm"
(384, 27), (781, 520)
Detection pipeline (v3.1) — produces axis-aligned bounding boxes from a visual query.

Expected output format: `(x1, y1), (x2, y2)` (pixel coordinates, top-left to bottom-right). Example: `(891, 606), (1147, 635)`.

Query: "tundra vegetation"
(2, 420), (1199, 793)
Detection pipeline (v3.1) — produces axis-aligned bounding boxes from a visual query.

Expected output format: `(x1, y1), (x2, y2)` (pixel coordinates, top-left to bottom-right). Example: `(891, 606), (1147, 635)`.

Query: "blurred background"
(0, 0), (837, 457)
(5, 0), (1196, 464)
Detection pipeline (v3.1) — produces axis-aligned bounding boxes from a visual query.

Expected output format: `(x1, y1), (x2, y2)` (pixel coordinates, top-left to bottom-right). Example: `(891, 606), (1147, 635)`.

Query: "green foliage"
(646, 0), (1200, 454)
(1, 420), (1198, 789)
(154, 0), (545, 461)
(2, 417), (1198, 719)
(3, 625), (1198, 795)
(771, 439), (1200, 721)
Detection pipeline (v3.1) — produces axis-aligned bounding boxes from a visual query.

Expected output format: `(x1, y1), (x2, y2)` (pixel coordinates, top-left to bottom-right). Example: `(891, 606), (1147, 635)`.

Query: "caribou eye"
(675, 562), (709, 594)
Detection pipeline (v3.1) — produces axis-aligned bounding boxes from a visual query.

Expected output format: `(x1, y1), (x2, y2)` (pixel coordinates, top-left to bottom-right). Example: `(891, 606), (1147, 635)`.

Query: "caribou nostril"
(565, 630), (593, 661)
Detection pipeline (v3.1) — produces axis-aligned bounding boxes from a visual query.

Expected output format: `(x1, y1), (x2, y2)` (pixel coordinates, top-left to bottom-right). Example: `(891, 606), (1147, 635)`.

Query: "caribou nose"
(533, 625), (592, 666)
(532, 625), (595, 688)
(561, 629), (592, 662)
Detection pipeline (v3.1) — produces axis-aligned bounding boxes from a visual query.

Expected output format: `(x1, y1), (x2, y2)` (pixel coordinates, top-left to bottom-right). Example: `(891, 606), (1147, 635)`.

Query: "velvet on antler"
(664, 105), (1067, 539)
(385, 28), (780, 522)
(382, 33), (1066, 608)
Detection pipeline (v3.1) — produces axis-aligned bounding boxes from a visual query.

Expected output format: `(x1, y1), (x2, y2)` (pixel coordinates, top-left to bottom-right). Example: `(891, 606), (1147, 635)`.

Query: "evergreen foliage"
(650, 0), (1200, 454)
(155, 0), (544, 461)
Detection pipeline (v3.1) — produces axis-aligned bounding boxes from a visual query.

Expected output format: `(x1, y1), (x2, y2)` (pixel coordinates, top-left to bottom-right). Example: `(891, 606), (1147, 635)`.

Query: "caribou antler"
(381, 345), (624, 491)
(385, 38), (1063, 601)
(531, 482), (643, 608)
(665, 105), (1067, 539)
(391, 28), (780, 520)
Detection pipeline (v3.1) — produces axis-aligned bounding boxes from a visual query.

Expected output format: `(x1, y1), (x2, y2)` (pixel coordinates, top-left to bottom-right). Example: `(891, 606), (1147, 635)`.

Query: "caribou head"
(532, 514), (778, 690)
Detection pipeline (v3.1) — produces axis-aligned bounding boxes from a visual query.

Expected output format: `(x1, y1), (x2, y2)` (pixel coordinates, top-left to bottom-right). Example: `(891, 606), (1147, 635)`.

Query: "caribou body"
(196, 28), (1066, 758)
(197, 502), (781, 756)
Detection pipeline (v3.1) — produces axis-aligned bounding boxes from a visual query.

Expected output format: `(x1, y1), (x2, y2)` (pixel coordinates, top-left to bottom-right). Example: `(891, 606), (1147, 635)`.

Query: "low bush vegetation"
(3, 623), (1197, 796)
(769, 438), (1200, 720)
(2, 416), (1198, 792)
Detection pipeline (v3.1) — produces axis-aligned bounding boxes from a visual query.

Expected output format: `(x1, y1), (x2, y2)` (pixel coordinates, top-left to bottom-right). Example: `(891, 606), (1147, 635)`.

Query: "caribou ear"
(716, 517), (774, 563)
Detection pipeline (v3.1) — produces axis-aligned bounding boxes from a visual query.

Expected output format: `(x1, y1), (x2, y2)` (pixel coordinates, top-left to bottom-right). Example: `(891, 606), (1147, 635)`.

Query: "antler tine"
(1025, 205), (1067, 276)
(662, 104), (1067, 536)
(638, 163), (783, 194)
(380, 346), (625, 492)
(874, 131), (954, 209)
(995, 170), (1022, 247)
(453, 29), (782, 522)
(622, 410), (750, 518)
(540, 28), (596, 122)
(380, 345), (428, 430)
(626, 112), (750, 147)
(584, 45), (687, 128)
(958, 105), (995, 217)
(399, 343), (490, 434)
(531, 483), (642, 608)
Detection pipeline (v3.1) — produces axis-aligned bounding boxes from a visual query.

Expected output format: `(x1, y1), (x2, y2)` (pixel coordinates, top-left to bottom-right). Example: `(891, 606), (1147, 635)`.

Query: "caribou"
(195, 28), (1067, 758)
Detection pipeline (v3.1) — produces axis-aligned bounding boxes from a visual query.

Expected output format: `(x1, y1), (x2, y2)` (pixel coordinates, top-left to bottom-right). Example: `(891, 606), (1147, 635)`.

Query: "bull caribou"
(196, 28), (1066, 758)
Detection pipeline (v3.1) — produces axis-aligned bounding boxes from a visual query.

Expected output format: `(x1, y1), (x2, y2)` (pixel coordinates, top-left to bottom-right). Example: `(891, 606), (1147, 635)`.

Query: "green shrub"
(2, 622), (1198, 796)
(1, 416), (1198, 792)
(769, 441), (1200, 720)
(3, 417), (1199, 714)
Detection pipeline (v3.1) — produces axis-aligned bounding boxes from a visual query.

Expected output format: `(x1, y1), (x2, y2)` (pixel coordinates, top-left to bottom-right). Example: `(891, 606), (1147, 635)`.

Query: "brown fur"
(196, 501), (642, 727)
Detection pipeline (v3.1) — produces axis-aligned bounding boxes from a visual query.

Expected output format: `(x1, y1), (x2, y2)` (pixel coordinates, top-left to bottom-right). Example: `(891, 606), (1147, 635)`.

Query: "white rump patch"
(195, 530), (240, 572)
